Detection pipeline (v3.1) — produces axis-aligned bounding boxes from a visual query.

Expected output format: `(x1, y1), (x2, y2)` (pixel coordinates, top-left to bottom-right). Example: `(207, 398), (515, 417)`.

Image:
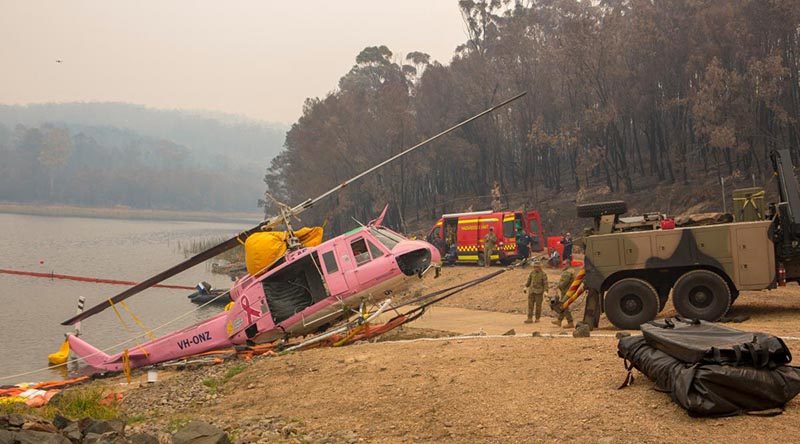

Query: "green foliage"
(355, 46), (393, 66)
(126, 414), (147, 424)
(223, 363), (248, 381)
(166, 415), (192, 433)
(202, 363), (249, 394)
(202, 378), (220, 393)
(50, 387), (119, 420)
(0, 387), (118, 421)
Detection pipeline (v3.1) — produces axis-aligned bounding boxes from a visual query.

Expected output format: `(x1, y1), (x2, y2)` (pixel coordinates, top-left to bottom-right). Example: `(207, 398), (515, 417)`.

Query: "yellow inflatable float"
(244, 227), (323, 275)
(48, 338), (70, 366)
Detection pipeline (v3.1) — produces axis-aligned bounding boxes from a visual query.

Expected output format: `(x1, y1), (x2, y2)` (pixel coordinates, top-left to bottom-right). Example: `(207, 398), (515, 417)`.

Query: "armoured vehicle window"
(322, 251), (338, 273)
(367, 240), (384, 259)
(503, 219), (515, 238)
(371, 228), (399, 249)
(351, 238), (371, 265)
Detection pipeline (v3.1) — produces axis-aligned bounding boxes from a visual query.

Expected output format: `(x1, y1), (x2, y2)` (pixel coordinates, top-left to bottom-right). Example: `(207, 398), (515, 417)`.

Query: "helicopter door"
(318, 245), (348, 297)
(347, 236), (392, 289)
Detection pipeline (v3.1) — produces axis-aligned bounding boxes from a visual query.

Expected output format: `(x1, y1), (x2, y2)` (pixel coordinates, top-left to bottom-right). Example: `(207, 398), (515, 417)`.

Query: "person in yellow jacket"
(523, 259), (547, 323)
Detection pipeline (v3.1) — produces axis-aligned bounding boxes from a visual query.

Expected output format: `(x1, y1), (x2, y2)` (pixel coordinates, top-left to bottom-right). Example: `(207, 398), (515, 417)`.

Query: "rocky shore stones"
(172, 421), (230, 444)
(0, 414), (160, 444)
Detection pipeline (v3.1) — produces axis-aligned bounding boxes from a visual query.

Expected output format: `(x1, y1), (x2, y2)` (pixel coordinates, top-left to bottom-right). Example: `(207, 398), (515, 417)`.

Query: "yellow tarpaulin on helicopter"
(244, 227), (324, 275)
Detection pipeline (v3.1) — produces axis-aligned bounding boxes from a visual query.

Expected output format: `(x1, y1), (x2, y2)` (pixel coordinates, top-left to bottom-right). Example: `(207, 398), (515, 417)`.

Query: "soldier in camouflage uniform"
(483, 227), (497, 267)
(552, 267), (575, 327)
(524, 259), (547, 323)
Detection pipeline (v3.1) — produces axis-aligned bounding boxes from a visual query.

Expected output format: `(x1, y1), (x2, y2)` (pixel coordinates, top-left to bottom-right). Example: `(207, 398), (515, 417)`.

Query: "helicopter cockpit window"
(350, 238), (371, 266)
(370, 228), (399, 250)
(367, 240), (384, 259)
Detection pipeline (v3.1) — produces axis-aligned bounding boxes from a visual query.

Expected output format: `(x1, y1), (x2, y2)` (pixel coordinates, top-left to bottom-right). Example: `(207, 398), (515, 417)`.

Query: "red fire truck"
(426, 210), (545, 265)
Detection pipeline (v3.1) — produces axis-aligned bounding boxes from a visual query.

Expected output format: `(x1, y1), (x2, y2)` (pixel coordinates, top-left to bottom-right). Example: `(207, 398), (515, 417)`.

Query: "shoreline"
(0, 202), (263, 224)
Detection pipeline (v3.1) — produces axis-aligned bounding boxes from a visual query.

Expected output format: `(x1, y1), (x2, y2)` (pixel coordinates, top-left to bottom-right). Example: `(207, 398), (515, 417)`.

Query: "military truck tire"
(576, 201), (628, 218)
(672, 270), (731, 321)
(604, 278), (659, 330)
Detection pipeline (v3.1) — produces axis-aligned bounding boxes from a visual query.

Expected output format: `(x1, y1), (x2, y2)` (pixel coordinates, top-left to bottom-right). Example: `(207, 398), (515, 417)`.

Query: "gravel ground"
(130, 336), (800, 443)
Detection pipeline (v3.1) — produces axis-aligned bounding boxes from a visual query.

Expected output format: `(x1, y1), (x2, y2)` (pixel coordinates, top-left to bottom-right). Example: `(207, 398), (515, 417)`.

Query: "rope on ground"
(385, 332), (625, 344)
(386, 332), (800, 344)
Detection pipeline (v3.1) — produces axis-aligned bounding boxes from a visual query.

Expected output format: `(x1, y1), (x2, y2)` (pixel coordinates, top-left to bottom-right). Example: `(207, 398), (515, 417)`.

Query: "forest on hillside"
(265, 0), (800, 234)
(0, 104), (286, 211)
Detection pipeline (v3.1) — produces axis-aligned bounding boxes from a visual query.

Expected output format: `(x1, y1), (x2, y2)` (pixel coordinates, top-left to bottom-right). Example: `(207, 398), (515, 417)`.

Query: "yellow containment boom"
(244, 227), (324, 275)
(48, 339), (70, 366)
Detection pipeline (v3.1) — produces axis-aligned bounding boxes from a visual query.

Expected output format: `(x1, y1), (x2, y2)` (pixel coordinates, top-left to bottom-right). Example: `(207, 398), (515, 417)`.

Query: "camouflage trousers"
(527, 292), (543, 320)
(483, 248), (494, 267)
(557, 307), (574, 323)
(557, 292), (574, 323)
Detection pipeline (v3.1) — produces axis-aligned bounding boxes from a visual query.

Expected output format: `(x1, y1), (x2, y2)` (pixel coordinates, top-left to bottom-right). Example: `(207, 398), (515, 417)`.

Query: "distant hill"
(0, 103), (288, 212)
(0, 102), (287, 170)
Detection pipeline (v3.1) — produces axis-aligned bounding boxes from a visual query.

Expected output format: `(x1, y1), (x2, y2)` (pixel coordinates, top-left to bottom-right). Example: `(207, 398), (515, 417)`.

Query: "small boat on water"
(186, 281), (231, 305)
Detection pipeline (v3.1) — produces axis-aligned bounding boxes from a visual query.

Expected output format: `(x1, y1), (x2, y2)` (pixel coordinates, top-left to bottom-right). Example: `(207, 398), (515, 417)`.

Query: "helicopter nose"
(394, 240), (438, 276)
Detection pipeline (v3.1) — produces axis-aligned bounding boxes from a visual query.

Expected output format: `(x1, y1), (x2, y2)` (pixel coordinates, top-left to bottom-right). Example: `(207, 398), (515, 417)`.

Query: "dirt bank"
(121, 335), (800, 443)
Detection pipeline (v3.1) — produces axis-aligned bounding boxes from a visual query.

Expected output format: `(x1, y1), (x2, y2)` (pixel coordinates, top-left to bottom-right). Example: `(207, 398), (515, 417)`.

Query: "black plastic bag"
(619, 336), (800, 416)
(641, 318), (791, 369)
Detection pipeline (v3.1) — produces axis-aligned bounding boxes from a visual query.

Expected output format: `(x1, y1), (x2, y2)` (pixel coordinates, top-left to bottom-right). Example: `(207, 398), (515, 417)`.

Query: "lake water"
(0, 212), (251, 383)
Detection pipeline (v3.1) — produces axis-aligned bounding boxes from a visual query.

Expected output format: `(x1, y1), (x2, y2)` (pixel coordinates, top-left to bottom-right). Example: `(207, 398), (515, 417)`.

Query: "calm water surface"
(0, 213), (250, 382)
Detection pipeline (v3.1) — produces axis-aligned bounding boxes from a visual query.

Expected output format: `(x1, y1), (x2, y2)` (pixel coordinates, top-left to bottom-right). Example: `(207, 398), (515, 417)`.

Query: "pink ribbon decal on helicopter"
(240, 295), (261, 324)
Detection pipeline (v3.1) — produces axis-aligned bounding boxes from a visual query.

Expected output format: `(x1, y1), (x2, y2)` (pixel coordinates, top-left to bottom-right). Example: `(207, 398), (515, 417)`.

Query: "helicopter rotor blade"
(61, 91), (527, 326)
(62, 226), (256, 325)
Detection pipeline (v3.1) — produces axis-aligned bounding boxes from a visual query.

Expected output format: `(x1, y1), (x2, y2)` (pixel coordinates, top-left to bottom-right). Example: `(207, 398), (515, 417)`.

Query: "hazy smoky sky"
(0, 1), (467, 124)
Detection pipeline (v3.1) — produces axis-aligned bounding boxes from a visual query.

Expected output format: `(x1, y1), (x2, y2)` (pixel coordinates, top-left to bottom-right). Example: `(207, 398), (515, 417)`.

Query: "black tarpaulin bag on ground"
(618, 328), (800, 417)
(641, 318), (792, 369)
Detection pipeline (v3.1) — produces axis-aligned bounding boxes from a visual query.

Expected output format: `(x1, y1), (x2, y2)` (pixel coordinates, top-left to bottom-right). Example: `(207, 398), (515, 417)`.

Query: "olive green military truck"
(578, 149), (800, 330)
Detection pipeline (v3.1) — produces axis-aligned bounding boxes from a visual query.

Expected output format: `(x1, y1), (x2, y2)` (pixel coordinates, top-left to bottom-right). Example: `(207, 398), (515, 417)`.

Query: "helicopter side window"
(350, 238), (371, 266)
(322, 251), (339, 273)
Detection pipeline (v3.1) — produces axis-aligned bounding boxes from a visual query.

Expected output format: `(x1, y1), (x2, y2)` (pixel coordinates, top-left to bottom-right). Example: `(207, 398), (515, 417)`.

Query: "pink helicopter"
(68, 212), (438, 371)
(61, 93), (526, 372)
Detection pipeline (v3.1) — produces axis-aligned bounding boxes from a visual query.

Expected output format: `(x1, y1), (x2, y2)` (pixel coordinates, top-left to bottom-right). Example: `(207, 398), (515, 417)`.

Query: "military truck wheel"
(604, 278), (659, 330)
(672, 270), (731, 321)
(576, 201), (628, 218)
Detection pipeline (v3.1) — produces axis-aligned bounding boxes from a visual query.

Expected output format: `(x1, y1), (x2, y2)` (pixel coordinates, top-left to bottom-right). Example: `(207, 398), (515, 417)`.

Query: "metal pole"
(721, 176), (727, 213)
(74, 296), (85, 336)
